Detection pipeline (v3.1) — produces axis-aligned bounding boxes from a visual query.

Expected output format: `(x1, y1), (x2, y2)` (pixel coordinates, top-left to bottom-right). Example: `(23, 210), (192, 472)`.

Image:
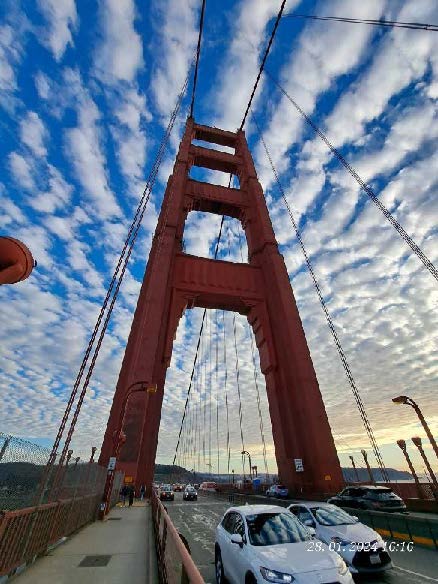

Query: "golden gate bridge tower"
(99, 117), (344, 495)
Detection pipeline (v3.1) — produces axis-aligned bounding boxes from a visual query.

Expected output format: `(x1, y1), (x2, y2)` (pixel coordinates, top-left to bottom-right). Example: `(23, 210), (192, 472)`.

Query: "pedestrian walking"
(120, 485), (128, 506)
(128, 485), (134, 507)
(140, 484), (145, 501)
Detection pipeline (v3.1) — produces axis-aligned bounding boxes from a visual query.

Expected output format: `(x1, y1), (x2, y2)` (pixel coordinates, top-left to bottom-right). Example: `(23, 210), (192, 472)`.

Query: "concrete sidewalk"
(14, 503), (158, 584)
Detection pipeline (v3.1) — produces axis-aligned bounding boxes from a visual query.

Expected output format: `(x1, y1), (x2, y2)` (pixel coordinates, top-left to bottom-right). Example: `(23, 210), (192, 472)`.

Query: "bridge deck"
(166, 492), (438, 584)
(14, 503), (158, 584)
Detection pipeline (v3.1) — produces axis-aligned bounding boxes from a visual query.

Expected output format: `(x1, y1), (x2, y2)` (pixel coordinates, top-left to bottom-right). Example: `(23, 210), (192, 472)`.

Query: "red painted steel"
(99, 119), (344, 495)
(0, 236), (35, 285)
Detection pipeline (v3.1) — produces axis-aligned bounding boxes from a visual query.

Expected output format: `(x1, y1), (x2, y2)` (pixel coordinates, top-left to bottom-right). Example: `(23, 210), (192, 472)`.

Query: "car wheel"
(245, 573), (257, 584)
(215, 548), (227, 584)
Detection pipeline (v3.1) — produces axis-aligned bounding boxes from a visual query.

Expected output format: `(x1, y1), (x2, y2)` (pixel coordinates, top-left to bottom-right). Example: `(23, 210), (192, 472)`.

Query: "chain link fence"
(0, 432), (123, 577)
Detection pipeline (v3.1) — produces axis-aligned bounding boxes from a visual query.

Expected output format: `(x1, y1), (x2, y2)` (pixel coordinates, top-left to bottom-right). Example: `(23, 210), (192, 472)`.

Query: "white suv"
(215, 504), (353, 583)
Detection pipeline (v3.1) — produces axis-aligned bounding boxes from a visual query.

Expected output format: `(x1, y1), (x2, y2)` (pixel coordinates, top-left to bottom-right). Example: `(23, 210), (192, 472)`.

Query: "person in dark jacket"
(128, 485), (134, 507)
(120, 485), (128, 506)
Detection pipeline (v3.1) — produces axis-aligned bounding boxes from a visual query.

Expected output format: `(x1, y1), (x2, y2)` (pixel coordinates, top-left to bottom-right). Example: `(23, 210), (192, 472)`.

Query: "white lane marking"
(394, 565), (438, 582)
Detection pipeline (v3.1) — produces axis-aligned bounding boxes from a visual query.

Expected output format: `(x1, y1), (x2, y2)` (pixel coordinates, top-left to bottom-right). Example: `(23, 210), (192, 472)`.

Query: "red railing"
(151, 490), (204, 584)
(0, 468), (124, 577)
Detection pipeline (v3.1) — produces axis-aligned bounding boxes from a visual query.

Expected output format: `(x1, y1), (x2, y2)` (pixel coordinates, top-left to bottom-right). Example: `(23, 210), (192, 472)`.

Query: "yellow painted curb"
(375, 528), (435, 548)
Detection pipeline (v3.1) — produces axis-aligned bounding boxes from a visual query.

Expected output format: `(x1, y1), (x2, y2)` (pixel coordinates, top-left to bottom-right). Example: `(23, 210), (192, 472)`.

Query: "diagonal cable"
(263, 68), (438, 283)
(283, 13), (438, 32)
(240, 0), (287, 130)
(252, 110), (389, 483)
(190, 0), (207, 118)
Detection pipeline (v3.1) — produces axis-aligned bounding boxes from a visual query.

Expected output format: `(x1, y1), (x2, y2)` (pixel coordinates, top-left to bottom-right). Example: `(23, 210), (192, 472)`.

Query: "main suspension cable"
(283, 13), (438, 32)
(252, 110), (390, 483)
(40, 70), (191, 501)
(190, 0), (207, 118)
(240, 0), (287, 130)
(263, 68), (438, 283)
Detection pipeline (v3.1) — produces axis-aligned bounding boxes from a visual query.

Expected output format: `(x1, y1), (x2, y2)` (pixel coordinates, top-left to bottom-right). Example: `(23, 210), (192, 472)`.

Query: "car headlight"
(260, 567), (294, 583)
(335, 556), (349, 576)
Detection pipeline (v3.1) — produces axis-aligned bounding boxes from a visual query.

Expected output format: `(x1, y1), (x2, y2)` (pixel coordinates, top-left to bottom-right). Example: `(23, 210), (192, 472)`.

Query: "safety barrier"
(342, 506), (438, 550)
(0, 432), (125, 577)
(151, 490), (204, 584)
(0, 493), (100, 576)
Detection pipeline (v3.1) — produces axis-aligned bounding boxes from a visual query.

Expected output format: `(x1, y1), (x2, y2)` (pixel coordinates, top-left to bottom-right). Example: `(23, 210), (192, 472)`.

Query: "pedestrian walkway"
(14, 502), (158, 584)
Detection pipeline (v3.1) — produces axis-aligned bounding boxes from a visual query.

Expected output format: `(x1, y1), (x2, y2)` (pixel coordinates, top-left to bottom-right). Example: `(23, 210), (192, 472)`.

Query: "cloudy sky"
(1, 0), (437, 479)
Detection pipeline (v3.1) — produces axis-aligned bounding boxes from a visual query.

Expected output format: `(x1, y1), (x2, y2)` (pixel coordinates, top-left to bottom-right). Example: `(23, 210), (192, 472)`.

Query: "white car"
(288, 502), (393, 574)
(215, 504), (353, 584)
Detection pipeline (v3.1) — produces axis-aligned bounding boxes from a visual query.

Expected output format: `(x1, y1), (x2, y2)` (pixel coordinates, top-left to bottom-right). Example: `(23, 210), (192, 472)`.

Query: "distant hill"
(0, 461), (412, 490)
(154, 464), (412, 484)
(342, 467), (412, 482)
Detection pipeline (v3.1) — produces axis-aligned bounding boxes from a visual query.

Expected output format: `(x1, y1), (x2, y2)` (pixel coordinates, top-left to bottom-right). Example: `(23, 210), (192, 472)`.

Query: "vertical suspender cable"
(234, 226), (270, 479)
(252, 110), (389, 482)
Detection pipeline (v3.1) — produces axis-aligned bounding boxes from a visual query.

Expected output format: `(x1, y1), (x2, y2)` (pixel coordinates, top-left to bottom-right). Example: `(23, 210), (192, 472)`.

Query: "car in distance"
(183, 485), (198, 501)
(200, 481), (217, 492)
(327, 485), (406, 513)
(215, 504), (353, 584)
(159, 484), (174, 501)
(288, 502), (392, 574)
(265, 484), (289, 499)
(173, 483), (183, 492)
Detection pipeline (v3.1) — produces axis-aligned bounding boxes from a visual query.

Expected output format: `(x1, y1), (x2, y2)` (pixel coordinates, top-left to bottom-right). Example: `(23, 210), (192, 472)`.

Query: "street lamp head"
(397, 439), (407, 451)
(412, 436), (422, 448)
(392, 395), (409, 405)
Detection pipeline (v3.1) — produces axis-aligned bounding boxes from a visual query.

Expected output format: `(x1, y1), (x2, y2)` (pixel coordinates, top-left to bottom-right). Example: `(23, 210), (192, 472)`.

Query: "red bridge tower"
(99, 119), (343, 495)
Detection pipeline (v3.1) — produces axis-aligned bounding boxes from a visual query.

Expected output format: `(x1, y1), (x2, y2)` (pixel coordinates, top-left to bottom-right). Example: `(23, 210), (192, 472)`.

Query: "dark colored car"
(328, 486), (406, 513)
(265, 484), (289, 499)
(183, 486), (198, 501)
(159, 484), (174, 501)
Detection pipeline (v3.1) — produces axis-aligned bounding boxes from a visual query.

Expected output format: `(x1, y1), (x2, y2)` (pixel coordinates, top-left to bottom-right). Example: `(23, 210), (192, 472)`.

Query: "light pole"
(241, 450), (252, 481)
(349, 455), (360, 482)
(99, 381), (151, 519)
(392, 396), (438, 461)
(411, 437), (438, 499)
(360, 450), (374, 484)
(397, 440), (423, 499)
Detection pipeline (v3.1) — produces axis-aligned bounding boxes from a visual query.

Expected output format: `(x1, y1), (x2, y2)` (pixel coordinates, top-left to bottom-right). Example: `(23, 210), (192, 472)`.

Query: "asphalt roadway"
(164, 492), (438, 584)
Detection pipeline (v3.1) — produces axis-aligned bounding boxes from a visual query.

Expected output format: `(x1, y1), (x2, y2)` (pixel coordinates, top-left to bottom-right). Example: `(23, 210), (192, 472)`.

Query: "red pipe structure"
(0, 236), (35, 285)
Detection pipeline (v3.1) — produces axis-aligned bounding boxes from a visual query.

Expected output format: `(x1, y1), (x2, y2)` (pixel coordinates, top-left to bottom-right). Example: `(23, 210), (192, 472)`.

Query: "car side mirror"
(307, 526), (316, 537)
(231, 534), (244, 547)
(352, 516), (358, 522)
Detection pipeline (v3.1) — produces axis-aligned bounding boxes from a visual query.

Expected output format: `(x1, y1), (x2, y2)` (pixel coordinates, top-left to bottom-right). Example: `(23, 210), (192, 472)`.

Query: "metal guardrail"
(151, 490), (204, 584)
(0, 493), (99, 576)
(0, 432), (124, 577)
(341, 506), (438, 550)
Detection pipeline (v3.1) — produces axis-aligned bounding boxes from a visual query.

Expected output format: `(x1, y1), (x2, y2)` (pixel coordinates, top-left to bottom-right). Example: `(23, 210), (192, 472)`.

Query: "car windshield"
(162, 485), (172, 491)
(277, 485), (286, 490)
(186, 487), (195, 492)
(364, 489), (397, 500)
(311, 506), (357, 526)
(246, 512), (311, 546)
